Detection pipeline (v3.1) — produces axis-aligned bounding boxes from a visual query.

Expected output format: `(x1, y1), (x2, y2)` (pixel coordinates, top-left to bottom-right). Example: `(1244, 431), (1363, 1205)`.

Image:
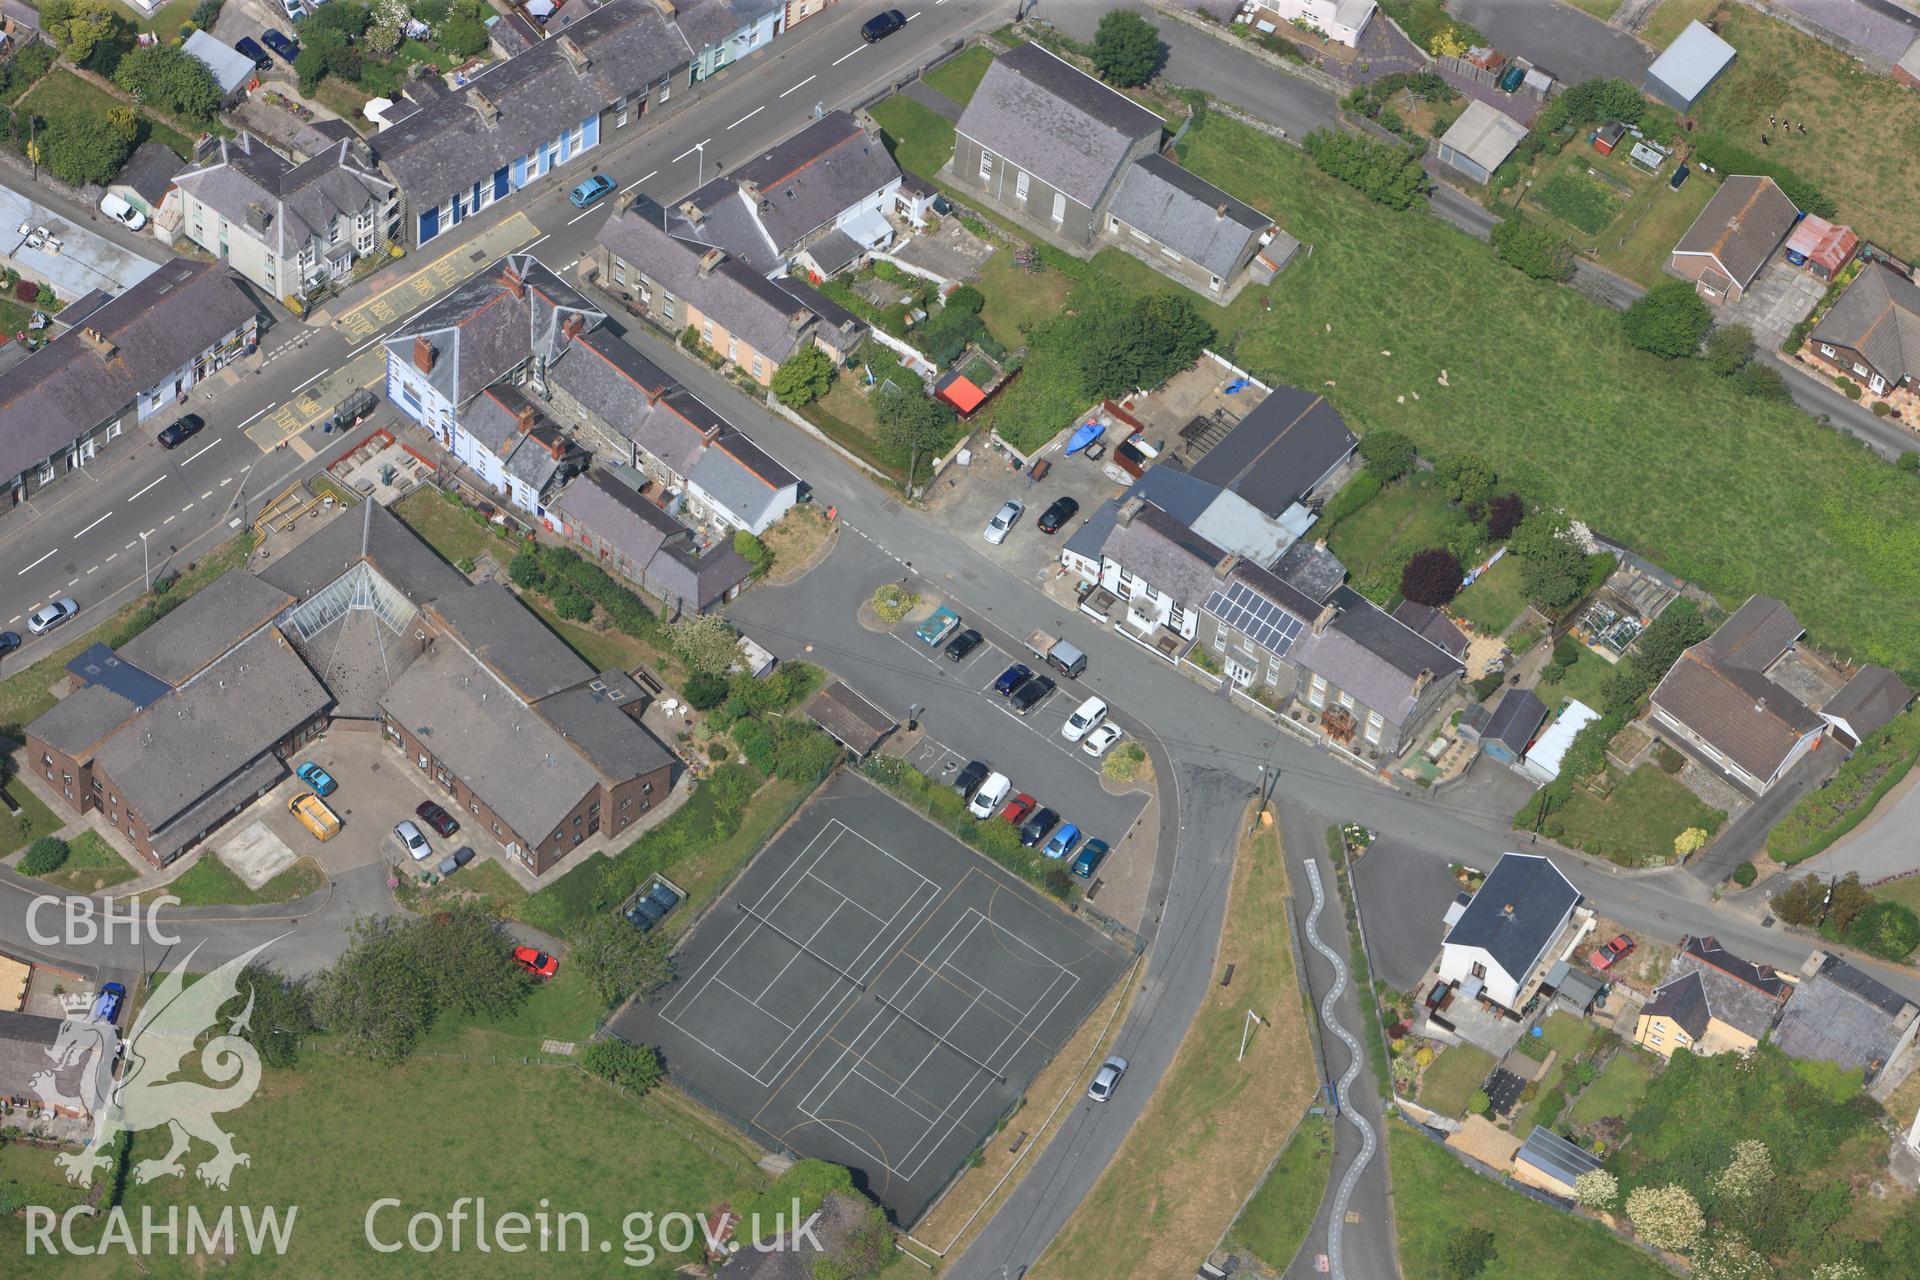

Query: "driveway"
(927, 435), (1125, 589)
(1351, 835), (1462, 992)
(1722, 260), (1826, 349)
(1796, 769), (1920, 883)
(1451, 0), (1654, 84)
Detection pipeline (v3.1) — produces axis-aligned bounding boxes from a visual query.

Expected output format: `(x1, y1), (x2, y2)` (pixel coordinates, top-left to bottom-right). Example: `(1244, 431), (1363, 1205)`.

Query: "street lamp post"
(139, 530), (150, 594)
(694, 140), (706, 190)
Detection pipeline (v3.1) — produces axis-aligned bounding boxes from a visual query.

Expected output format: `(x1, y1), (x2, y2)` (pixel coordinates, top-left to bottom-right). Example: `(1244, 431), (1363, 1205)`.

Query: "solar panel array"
(1204, 581), (1305, 657)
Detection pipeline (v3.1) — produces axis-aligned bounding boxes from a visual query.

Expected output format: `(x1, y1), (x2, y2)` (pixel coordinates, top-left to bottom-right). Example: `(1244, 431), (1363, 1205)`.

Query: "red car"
(1588, 934), (1636, 971)
(1001, 793), (1037, 825)
(512, 945), (558, 980)
(415, 800), (460, 838)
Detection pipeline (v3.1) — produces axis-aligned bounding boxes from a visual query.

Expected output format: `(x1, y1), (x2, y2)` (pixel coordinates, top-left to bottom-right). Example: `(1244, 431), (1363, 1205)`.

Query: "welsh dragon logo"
(32, 938), (281, 1190)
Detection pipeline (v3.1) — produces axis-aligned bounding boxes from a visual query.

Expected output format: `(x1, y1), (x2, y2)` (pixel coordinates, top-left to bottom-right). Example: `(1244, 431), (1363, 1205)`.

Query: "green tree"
(316, 917), (444, 1063)
(234, 964), (317, 1069)
(19, 837), (68, 876)
(1301, 129), (1426, 209)
(581, 1039), (662, 1094)
(672, 613), (740, 676)
(1704, 323), (1756, 377)
(733, 529), (772, 573)
(1358, 429), (1416, 480)
(1441, 1226), (1496, 1279)
(1436, 452), (1496, 507)
(38, 0), (131, 70)
(770, 345), (834, 407)
(438, 7), (489, 57)
(1769, 873), (1827, 926)
(570, 914), (673, 1007)
(293, 46), (328, 96)
(1490, 214), (1574, 282)
(105, 104), (138, 141)
(1069, 290), (1214, 401)
(1846, 897), (1920, 960)
(1622, 280), (1712, 359)
(114, 45), (222, 123)
(874, 387), (955, 491)
(40, 113), (131, 186)
(1557, 77), (1645, 126)
(1091, 10), (1159, 86)
(1827, 870), (1872, 935)
(1626, 1184), (1704, 1252)
(1729, 361), (1789, 400)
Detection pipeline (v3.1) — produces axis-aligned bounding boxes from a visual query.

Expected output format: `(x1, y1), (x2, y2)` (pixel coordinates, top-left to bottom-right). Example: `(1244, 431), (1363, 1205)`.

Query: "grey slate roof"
(1704, 595), (1803, 670)
(385, 253), (603, 408)
(0, 258), (256, 486)
(1063, 497), (1120, 564)
(803, 229), (863, 275)
(173, 134), (394, 266)
(1673, 176), (1799, 291)
(549, 329), (673, 441)
(94, 626), (331, 833)
(721, 111), (901, 256)
(1271, 538), (1347, 601)
(1649, 935), (1789, 1041)
(535, 675), (674, 784)
(553, 466), (684, 569)
(954, 43), (1164, 207)
(373, 0), (691, 210)
(148, 752), (287, 862)
(774, 278), (865, 351)
(1180, 385), (1357, 515)
(28, 683), (141, 758)
(258, 499), (469, 606)
(1652, 595), (1821, 784)
(1108, 153), (1267, 279)
(1822, 665), (1911, 739)
(1132, 465), (1222, 526)
(646, 540), (752, 612)
(1482, 688), (1548, 753)
(1391, 600), (1470, 661)
(1290, 586), (1464, 724)
(380, 643), (600, 842)
(1645, 969), (1713, 1041)
(488, 10), (542, 56)
(116, 142), (185, 205)
(1773, 954), (1917, 1079)
(690, 427), (798, 527)
(632, 385), (722, 478)
(1443, 852), (1580, 988)
(428, 582), (595, 702)
(1810, 262), (1920, 384)
(115, 569), (294, 689)
(1516, 1127), (1603, 1190)
(463, 383), (582, 497)
(1103, 502), (1230, 606)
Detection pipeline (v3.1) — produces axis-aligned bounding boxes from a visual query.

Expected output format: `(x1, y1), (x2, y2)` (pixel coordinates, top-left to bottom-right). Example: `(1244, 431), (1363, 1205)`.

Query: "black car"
(1009, 674), (1056, 714)
(1037, 496), (1079, 534)
(860, 8), (906, 40)
(953, 760), (990, 800)
(261, 29), (300, 62)
(944, 628), (983, 662)
(157, 414), (205, 450)
(0, 631), (18, 657)
(234, 35), (272, 69)
(993, 662), (1033, 697)
(415, 800), (460, 837)
(1018, 807), (1059, 848)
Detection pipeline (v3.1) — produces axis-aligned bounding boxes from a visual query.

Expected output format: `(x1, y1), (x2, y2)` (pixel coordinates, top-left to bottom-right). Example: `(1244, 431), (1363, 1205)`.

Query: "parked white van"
(98, 193), (146, 231)
(968, 771), (1011, 819)
(1061, 696), (1108, 743)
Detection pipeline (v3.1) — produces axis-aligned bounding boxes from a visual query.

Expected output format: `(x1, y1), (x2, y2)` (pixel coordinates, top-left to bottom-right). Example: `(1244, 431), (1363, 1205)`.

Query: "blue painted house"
(371, 0), (691, 248)
(676, 0), (783, 84)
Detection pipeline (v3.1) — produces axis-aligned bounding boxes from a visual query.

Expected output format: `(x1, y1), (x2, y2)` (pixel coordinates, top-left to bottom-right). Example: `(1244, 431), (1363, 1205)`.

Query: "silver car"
(1087, 1054), (1128, 1102)
(984, 499), (1023, 545)
(394, 820), (432, 861)
(26, 597), (78, 635)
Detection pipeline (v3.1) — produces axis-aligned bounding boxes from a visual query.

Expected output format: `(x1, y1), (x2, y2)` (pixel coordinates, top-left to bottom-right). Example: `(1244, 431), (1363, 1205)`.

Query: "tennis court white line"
(717, 978), (796, 1030)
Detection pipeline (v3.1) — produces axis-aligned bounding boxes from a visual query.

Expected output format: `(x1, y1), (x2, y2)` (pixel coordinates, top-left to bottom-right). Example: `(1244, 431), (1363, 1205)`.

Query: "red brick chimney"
(413, 336), (435, 374)
(516, 404), (535, 434)
(561, 314), (584, 339)
(501, 263), (526, 299)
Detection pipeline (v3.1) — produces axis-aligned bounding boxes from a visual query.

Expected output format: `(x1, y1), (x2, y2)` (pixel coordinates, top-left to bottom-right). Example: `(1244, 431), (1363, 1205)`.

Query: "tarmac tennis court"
(613, 772), (1132, 1223)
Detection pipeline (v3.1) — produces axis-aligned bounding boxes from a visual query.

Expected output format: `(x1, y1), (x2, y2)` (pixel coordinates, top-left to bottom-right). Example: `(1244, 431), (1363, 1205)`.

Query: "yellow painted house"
(1634, 935), (1791, 1060)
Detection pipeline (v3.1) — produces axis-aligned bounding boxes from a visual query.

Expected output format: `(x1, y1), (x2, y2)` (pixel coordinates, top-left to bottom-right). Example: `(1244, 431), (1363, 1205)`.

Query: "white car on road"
(1061, 695), (1107, 743)
(1087, 1054), (1128, 1102)
(1081, 722), (1125, 758)
(983, 500), (1023, 545)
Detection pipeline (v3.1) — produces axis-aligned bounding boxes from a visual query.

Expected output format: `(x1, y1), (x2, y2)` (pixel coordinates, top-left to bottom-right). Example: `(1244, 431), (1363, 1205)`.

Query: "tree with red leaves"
(1486, 494), (1524, 540)
(1401, 548), (1464, 605)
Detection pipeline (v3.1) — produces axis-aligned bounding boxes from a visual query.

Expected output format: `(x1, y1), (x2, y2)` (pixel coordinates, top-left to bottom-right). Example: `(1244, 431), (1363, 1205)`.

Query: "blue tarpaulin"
(1066, 421), (1104, 455)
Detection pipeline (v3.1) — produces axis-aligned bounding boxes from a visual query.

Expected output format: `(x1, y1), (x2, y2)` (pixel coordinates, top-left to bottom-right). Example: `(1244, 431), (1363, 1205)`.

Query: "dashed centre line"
(73, 512), (112, 539)
(779, 75), (816, 98)
(729, 105), (763, 129)
(832, 46), (863, 66)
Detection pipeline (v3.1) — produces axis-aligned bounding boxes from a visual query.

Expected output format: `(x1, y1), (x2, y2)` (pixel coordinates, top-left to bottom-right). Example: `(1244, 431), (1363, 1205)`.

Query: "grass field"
(393, 487), (519, 567)
(1418, 1043), (1496, 1118)
(1227, 1112), (1332, 1271)
(149, 853), (329, 908)
(1533, 764), (1726, 867)
(1499, 135), (1715, 287)
(396, 856), (530, 919)
(870, 94), (957, 180)
(0, 782), (57, 859)
(29, 830), (138, 893)
(19, 70), (194, 160)
(1389, 1123), (1677, 1280)
(924, 45), (996, 105)
(1541, 645), (1617, 714)
(1153, 111), (1920, 676)
(975, 247), (1074, 348)
(1877, 874), (1920, 914)
(1694, 6), (1920, 253)
(1325, 477), (1470, 606)
(1641, 0), (1724, 47)
(1451, 554), (1527, 636)
(1562, 0), (1623, 18)
(1569, 1049), (1657, 1127)
(1031, 814), (1316, 1280)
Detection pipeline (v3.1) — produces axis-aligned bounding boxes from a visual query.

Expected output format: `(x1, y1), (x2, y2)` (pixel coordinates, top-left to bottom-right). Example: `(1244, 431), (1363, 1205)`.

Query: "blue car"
(1071, 838), (1110, 878)
(1043, 822), (1081, 860)
(92, 982), (125, 1025)
(569, 174), (616, 209)
(260, 29), (299, 63)
(295, 761), (336, 797)
(993, 663), (1033, 697)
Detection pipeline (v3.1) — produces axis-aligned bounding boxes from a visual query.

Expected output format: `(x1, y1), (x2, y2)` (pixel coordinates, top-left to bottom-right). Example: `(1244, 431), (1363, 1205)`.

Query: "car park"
(295, 761), (337, 797)
(1043, 823), (1081, 860)
(1588, 934), (1636, 971)
(1037, 496), (1079, 533)
(157, 414), (205, 449)
(99, 193), (146, 231)
(968, 771), (1011, 819)
(26, 598), (78, 635)
(1009, 674), (1056, 714)
(415, 801), (459, 837)
(860, 8), (906, 40)
(1026, 630), (1087, 679)
(1061, 696), (1107, 743)
(1081, 723), (1125, 758)
(1000, 792), (1036, 824)
(993, 663), (1033, 696)
(394, 820), (431, 861)
(952, 760), (990, 801)
(288, 792), (341, 841)
(91, 982), (126, 1025)
(916, 606), (961, 646)
(1018, 807), (1058, 847)
(437, 846), (476, 877)
(984, 499), (1023, 545)
(1087, 1054), (1128, 1102)
(234, 35), (272, 69)
(512, 946), (558, 979)
(1071, 838), (1111, 878)
(944, 628), (983, 662)
(569, 174), (616, 208)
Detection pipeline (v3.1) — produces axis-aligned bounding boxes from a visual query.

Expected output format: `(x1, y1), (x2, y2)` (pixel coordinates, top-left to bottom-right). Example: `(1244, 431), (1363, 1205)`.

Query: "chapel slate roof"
(1442, 852), (1580, 987)
(1108, 153), (1267, 279)
(0, 259), (256, 485)
(954, 43), (1164, 208)
(257, 498), (470, 605)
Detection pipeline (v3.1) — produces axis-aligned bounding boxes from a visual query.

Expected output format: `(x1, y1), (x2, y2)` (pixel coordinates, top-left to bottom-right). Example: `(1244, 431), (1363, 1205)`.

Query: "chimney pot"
(517, 404), (535, 434)
(562, 313), (584, 339)
(467, 88), (500, 128)
(501, 262), (526, 299)
(413, 335), (436, 374)
(557, 35), (590, 74)
(1215, 201), (1228, 218)
(698, 247), (724, 277)
(79, 327), (117, 360)
(1312, 600), (1337, 634)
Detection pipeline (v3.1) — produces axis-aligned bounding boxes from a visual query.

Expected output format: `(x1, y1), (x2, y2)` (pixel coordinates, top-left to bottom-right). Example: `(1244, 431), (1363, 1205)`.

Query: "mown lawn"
(149, 853), (328, 908)
(392, 486), (519, 567)
(1693, 6), (1920, 253)
(1451, 554), (1528, 636)
(19, 70), (193, 160)
(1563, 0), (1623, 18)
(1324, 476), (1471, 606)
(1227, 1112), (1332, 1271)
(1162, 112), (1920, 676)
(1641, 0), (1723, 48)
(29, 830), (137, 893)
(1532, 764), (1725, 867)
(870, 94), (957, 179)
(1569, 1049), (1657, 1127)
(975, 246), (1074, 348)
(0, 782), (57, 859)
(1540, 644), (1617, 714)
(1418, 1043), (1496, 1118)
(1389, 1124), (1676, 1280)
(924, 45), (996, 105)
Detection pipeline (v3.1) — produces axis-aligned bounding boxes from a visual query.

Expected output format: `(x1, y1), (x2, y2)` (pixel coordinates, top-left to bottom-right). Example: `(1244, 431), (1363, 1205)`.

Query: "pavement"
(1449, 0), (1655, 84)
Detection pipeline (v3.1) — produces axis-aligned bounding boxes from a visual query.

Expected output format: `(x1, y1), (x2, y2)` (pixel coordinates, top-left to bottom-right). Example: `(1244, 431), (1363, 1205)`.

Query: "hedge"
(863, 757), (1071, 898)
(1767, 710), (1920, 865)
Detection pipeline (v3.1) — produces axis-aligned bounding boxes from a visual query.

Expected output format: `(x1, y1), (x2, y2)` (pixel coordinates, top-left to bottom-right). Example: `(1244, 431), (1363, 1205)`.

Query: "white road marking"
(5, 616), (15, 624)
(142, 528), (157, 538)
(130, 476), (166, 501)
(672, 139), (713, 163)
(729, 106), (763, 129)
(201, 491), (213, 500)
(832, 46), (863, 66)
(238, 407), (269, 428)
(162, 515), (176, 526)
(623, 170), (658, 191)
(293, 369), (325, 392)
(15, 549), (53, 575)
(73, 512), (112, 539)
(66, 578), (76, 587)
(566, 205), (603, 225)
(182, 438), (220, 464)
(105, 553), (117, 564)
(220, 476), (234, 487)
(86, 565), (97, 575)
(125, 541), (137, 550)
(181, 503), (194, 513)
(780, 75), (816, 98)
(525, 234), (550, 252)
